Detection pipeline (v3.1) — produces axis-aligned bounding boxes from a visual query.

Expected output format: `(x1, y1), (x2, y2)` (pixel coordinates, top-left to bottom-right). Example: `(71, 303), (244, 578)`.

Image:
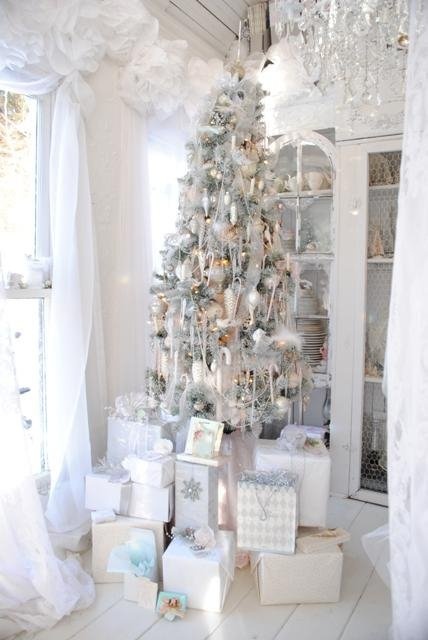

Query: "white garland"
(0, 0), (225, 118)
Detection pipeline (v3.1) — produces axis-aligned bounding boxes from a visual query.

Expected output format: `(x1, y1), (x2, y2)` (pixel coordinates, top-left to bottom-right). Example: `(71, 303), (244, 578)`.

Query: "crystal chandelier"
(248, 0), (409, 108)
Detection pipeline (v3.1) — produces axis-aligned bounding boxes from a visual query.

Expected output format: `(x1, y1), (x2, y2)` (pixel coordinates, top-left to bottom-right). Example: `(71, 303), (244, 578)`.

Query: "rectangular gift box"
(123, 453), (175, 488)
(251, 545), (343, 604)
(162, 531), (235, 612)
(174, 460), (219, 531)
(123, 574), (158, 609)
(92, 516), (165, 582)
(85, 473), (131, 514)
(237, 470), (298, 554)
(107, 417), (169, 465)
(254, 440), (331, 527)
(128, 482), (174, 523)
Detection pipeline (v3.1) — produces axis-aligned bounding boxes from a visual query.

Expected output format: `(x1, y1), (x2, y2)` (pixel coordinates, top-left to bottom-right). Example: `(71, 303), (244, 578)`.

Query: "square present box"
(107, 417), (169, 465)
(237, 470), (298, 554)
(251, 545), (343, 604)
(124, 574), (158, 609)
(85, 473), (131, 514)
(175, 460), (218, 532)
(92, 516), (165, 582)
(254, 439), (331, 527)
(128, 482), (174, 523)
(162, 531), (235, 612)
(122, 453), (175, 488)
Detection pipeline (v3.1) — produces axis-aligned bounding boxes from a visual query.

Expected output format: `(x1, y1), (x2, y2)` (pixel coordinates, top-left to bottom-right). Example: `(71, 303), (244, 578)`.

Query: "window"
(1, 90), (51, 475)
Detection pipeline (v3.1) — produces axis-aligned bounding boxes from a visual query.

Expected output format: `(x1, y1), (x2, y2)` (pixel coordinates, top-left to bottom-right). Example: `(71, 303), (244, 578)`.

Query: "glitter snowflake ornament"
(181, 478), (202, 502)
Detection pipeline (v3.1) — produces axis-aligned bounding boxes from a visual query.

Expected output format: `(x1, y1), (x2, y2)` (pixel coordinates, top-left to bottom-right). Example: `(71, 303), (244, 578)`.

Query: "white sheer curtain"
(387, 2), (428, 638)
(0, 289), (95, 636)
(105, 106), (188, 403)
(0, 68), (96, 533)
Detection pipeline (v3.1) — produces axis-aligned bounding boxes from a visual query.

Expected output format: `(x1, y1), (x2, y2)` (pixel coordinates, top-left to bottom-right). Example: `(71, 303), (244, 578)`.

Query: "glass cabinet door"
(270, 131), (336, 428)
(361, 150), (401, 494)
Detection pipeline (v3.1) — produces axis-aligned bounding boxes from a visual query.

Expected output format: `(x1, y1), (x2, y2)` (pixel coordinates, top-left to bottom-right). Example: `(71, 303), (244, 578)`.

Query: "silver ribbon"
(239, 469), (298, 489)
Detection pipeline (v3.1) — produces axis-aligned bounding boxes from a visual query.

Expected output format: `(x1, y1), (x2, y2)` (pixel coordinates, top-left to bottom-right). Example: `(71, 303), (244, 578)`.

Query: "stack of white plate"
(296, 318), (327, 366)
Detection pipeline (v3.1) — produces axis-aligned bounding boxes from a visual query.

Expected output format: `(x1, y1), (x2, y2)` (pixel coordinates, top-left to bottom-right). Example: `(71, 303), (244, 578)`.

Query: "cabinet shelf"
(278, 189), (333, 200)
(291, 253), (334, 262)
(365, 375), (383, 384)
(367, 257), (394, 264)
(369, 183), (399, 191)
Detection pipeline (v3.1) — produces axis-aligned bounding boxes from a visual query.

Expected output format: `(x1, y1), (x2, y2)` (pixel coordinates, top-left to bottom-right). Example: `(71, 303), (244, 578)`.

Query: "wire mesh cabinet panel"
(331, 136), (401, 505)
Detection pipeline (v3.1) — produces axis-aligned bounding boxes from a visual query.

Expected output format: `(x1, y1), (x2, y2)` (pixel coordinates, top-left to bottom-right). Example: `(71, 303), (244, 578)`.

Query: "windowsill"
(5, 287), (52, 299)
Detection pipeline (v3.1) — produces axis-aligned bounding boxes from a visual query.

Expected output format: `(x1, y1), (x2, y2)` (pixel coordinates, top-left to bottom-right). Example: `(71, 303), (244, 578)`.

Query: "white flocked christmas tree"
(145, 60), (313, 435)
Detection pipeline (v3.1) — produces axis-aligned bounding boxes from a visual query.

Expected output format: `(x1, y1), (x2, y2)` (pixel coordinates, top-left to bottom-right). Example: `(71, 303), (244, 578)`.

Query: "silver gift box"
(174, 460), (218, 532)
(237, 470), (298, 554)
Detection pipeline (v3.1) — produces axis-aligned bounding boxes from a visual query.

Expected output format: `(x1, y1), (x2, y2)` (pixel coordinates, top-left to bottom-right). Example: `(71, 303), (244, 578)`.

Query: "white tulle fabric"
(386, 2), (428, 638)
(0, 289), (95, 636)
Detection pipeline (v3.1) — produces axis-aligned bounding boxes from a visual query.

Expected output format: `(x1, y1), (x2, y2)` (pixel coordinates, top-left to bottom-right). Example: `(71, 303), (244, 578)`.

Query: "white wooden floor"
(32, 498), (390, 640)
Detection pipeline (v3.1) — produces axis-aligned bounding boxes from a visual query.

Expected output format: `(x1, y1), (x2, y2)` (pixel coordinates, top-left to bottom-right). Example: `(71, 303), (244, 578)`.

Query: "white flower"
(119, 38), (188, 119)
(193, 525), (216, 550)
(153, 438), (173, 456)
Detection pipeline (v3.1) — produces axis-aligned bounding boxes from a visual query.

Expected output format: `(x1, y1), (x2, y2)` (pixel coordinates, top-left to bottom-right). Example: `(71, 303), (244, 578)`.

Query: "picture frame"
(184, 417), (224, 459)
(156, 591), (187, 621)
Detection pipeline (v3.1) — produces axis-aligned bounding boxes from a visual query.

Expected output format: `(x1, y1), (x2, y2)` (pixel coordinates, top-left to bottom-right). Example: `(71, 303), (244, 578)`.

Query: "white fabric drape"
(44, 75), (95, 531)
(0, 68), (95, 533)
(0, 289), (95, 636)
(386, 2), (428, 638)
(105, 106), (187, 403)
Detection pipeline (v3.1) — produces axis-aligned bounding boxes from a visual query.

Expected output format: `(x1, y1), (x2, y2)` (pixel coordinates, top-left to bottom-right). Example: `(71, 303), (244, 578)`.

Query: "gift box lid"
(163, 530), (235, 579)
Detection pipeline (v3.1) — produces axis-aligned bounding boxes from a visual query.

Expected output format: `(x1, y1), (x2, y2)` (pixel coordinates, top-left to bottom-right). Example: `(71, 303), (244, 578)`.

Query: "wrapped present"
(128, 482), (174, 523)
(251, 545), (343, 604)
(107, 528), (158, 609)
(92, 515), (165, 582)
(124, 574), (158, 609)
(107, 417), (170, 465)
(122, 452), (175, 488)
(296, 527), (350, 553)
(107, 528), (158, 581)
(85, 473), (131, 514)
(254, 439), (331, 527)
(162, 531), (235, 612)
(237, 470), (297, 554)
(49, 521), (91, 553)
(175, 460), (218, 531)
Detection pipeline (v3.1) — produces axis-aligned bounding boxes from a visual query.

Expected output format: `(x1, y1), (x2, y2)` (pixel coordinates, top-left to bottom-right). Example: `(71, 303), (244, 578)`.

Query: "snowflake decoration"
(181, 478), (202, 502)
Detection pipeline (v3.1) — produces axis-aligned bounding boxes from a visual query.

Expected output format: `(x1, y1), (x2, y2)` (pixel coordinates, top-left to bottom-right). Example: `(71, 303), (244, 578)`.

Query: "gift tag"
(137, 578), (158, 609)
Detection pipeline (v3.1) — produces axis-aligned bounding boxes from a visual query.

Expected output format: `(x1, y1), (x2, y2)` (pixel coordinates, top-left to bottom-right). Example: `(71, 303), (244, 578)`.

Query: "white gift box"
(122, 453), (175, 488)
(85, 473), (131, 514)
(124, 574), (158, 609)
(128, 482), (174, 522)
(92, 516), (165, 582)
(162, 531), (235, 612)
(237, 470), (298, 554)
(251, 545), (343, 604)
(175, 460), (218, 531)
(254, 440), (331, 527)
(107, 417), (169, 464)
(49, 521), (91, 553)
